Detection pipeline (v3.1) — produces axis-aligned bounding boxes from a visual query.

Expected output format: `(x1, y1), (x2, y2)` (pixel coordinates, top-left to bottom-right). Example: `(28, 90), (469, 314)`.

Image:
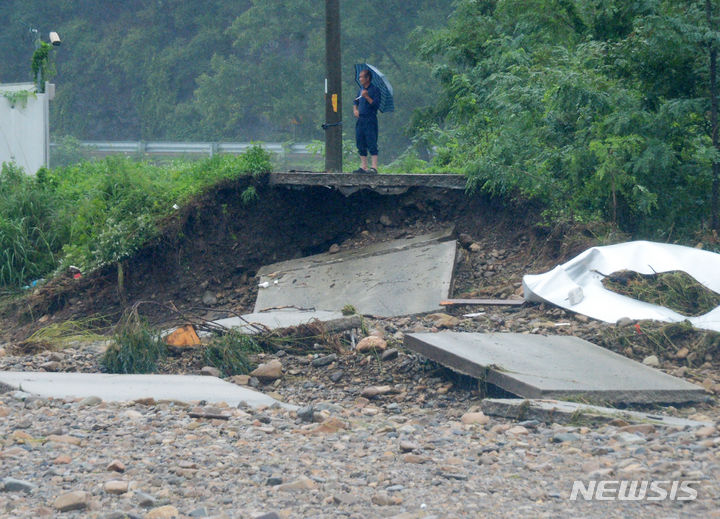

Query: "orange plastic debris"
(164, 325), (201, 347)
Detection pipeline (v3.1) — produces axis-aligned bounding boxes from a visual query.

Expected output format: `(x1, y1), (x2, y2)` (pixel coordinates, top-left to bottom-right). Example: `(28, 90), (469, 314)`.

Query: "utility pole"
(325, 0), (342, 172)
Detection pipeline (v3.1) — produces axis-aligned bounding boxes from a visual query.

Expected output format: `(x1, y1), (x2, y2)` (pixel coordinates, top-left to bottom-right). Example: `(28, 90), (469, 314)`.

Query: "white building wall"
(0, 82), (50, 175)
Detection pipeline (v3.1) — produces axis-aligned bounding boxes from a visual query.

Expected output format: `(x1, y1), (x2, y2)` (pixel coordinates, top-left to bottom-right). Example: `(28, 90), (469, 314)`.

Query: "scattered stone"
(356, 336), (387, 353)
(328, 244), (341, 254)
(78, 395), (102, 407)
(47, 434), (83, 446)
(229, 374), (251, 385)
(361, 385), (394, 398)
(402, 453), (430, 464)
(107, 459), (126, 473)
(551, 433), (580, 443)
(275, 475), (316, 492)
(426, 313), (460, 329)
(104, 480), (129, 495)
(144, 506), (180, 519)
(312, 354), (337, 367)
(199, 366), (222, 377)
(2, 477), (36, 493)
(399, 440), (420, 452)
(695, 426), (717, 439)
(329, 370), (344, 383)
(372, 492), (402, 506)
(202, 291), (218, 306)
(379, 215), (393, 226)
(296, 405), (315, 423)
(250, 359), (283, 382)
(461, 412), (489, 425)
(188, 507), (210, 518)
(381, 348), (399, 361)
(642, 355), (660, 367)
(458, 233), (474, 248)
(40, 361), (62, 372)
(506, 426), (529, 436)
(54, 491), (89, 512)
(54, 454), (72, 465)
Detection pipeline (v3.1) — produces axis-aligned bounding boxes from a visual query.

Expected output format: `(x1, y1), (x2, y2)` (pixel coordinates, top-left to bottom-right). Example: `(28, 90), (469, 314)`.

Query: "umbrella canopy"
(354, 63), (394, 113)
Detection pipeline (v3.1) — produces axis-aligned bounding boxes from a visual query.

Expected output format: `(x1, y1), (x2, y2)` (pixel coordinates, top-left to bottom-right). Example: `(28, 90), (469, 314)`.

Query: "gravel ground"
(1, 310), (719, 519)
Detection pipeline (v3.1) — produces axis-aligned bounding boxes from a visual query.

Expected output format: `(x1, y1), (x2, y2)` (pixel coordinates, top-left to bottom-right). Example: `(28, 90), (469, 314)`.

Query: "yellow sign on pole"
(332, 93), (338, 113)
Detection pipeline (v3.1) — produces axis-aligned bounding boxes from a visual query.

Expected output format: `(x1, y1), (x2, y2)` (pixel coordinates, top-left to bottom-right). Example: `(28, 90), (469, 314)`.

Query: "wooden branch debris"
(440, 298), (525, 307)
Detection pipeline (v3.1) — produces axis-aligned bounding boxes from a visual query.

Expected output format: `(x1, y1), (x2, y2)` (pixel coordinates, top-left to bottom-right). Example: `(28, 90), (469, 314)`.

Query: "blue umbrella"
(354, 63), (394, 113)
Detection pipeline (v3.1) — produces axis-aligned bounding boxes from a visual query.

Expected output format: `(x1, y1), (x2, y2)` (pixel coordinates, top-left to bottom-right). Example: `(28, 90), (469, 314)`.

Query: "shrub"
(102, 320), (166, 374)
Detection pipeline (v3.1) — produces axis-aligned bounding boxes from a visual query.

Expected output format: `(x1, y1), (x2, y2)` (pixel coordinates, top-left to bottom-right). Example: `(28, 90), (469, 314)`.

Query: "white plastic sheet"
(522, 241), (720, 332)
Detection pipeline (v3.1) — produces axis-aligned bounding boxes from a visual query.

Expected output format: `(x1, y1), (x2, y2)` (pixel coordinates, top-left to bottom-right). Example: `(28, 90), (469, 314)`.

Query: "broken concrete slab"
(403, 332), (706, 404)
(0, 372), (292, 409)
(481, 398), (712, 428)
(212, 309), (360, 335)
(254, 230), (457, 317)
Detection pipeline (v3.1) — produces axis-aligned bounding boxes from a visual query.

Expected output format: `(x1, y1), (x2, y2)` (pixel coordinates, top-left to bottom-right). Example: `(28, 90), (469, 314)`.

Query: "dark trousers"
(356, 116), (378, 156)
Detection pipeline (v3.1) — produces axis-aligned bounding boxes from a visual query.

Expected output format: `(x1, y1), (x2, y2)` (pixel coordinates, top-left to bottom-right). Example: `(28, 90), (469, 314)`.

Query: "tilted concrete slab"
(404, 332), (706, 404)
(269, 172), (466, 196)
(0, 372), (291, 409)
(212, 310), (353, 334)
(254, 230), (457, 317)
(481, 398), (712, 428)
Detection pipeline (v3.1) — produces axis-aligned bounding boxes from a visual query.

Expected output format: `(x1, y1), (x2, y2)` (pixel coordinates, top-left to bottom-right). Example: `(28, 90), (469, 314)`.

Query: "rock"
(254, 513), (281, 519)
(616, 317), (634, 327)
(250, 360), (283, 382)
(311, 354), (337, 367)
(552, 433), (580, 443)
(329, 370), (344, 383)
(145, 506), (180, 519)
(229, 374), (251, 385)
(188, 507), (210, 518)
(675, 347), (690, 359)
(361, 385), (394, 398)
(202, 291), (217, 306)
(78, 396), (102, 407)
(2, 477), (36, 493)
(200, 366), (222, 377)
(107, 460), (126, 473)
(469, 243), (482, 253)
(310, 417), (347, 434)
(54, 454), (72, 465)
(695, 426), (717, 439)
(296, 405), (315, 423)
(275, 475), (316, 492)
(134, 491), (157, 508)
(40, 361), (62, 372)
(506, 426), (529, 436)
(104, 480), (129, 495)
(399, 440), (420, 452)
(461, 412), (489, 425)
(356, 336), (387, 353)
(642, 355), (660, 367)
(381, 348), (398, 361)
(402, 453), (430, 464)
(619, 424), (655, 435)
(426, 313), (460, 329)
(47, 434), (83, 446)
(266, 476), (284, 486)
(379, 214), (393, 226)
(458, 233), (473, 248)
(372, 492), (402, 506)
(329, 244), (341, 254)
(54, 491), (89, 512)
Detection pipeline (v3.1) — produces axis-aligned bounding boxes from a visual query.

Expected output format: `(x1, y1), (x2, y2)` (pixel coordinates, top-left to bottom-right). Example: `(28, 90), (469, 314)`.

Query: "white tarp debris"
(522, 240), (720, 332)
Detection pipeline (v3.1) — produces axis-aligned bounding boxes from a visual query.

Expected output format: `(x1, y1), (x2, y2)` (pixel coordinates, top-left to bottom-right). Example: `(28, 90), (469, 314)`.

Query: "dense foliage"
(0, 148), (271, 287)
(410, 0), (720, 236)
(0, 1), (452, 158)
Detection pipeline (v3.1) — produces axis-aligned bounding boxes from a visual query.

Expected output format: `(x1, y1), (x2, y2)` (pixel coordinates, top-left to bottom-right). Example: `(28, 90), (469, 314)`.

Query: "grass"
(602, 270), (720, 317)
(203, 331), (262, 376)
(23, 316), (108, 348)
(102, 319), (166, 374)
(0, 146), (272, 288)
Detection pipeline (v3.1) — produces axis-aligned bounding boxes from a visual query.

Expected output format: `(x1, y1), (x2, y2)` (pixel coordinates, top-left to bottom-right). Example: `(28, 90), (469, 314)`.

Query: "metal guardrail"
(49, 141), (314, 157)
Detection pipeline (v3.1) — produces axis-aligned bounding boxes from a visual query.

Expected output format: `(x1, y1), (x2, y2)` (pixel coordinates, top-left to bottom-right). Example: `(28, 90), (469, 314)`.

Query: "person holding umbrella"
(353, 67), (381, 173)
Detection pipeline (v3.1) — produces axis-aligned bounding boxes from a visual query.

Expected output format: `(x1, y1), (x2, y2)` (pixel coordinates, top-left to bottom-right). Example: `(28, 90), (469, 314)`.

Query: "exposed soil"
(0, 175), (718, 395)
(0, 176), (590, 342)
